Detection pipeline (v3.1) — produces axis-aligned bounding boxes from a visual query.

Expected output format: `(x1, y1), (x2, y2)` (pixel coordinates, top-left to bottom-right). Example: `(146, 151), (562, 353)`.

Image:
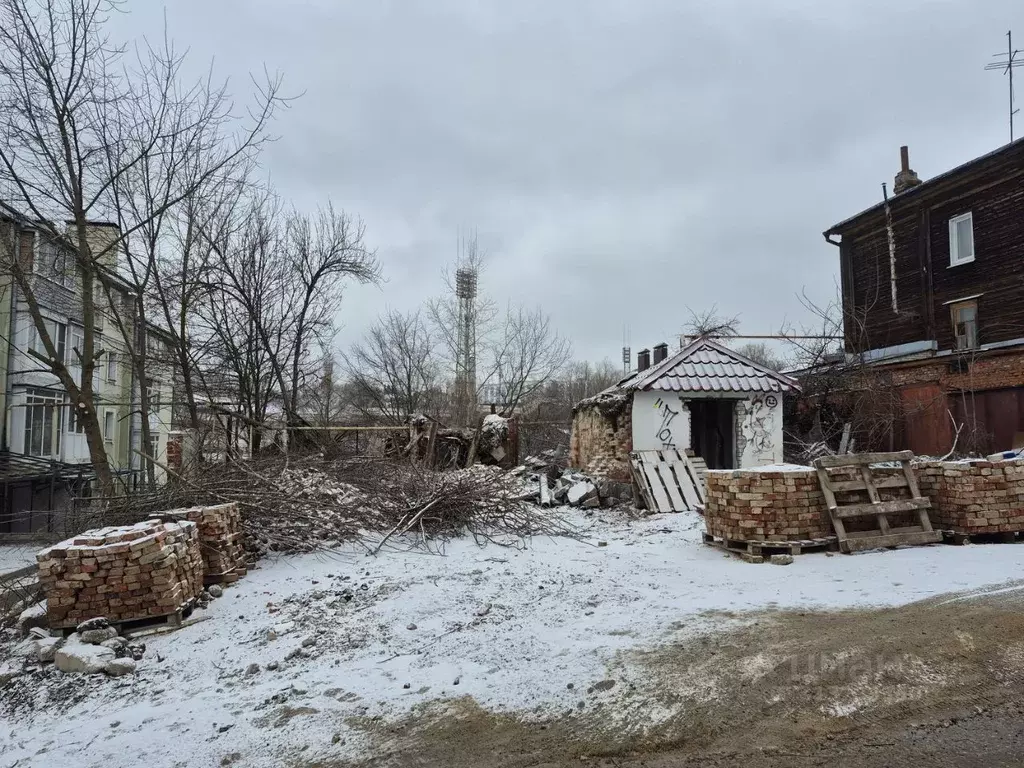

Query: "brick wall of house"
(569, 391), (633, 482)
(890, 350), (1024, 392)
(916, 459), (1024, 534)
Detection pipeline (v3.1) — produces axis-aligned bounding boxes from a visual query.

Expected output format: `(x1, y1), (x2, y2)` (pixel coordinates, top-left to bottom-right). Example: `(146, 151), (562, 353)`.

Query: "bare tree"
(0, 0), (281, 494)
(683, 305), (741, 342)
(732, 342), (787, 371)
(342, 309), (440, 425)
(487, 304), (571, 416)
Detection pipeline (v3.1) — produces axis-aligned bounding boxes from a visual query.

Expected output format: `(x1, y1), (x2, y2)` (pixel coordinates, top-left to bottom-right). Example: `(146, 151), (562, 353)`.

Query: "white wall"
(738, 393), (784, 467)
(631, 391), (690, 452)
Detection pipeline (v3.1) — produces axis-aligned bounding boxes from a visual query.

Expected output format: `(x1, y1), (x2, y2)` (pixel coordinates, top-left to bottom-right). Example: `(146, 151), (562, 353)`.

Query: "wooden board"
(813, 453), (940, 553)
(814, 450), (914, 468)
(630, 450), (704, 513)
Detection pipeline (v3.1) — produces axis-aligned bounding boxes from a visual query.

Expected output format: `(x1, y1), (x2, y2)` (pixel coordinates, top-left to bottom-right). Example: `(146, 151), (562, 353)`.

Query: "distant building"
(824, 139), (1024, 454)
(0, 208), (175, 533)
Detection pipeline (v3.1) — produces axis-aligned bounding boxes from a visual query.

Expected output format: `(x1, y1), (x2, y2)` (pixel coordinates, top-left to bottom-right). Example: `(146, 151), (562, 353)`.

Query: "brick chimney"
(893, 145), (922, 194)
(637, 348), (650, 372)
(653, 342), (668, 364)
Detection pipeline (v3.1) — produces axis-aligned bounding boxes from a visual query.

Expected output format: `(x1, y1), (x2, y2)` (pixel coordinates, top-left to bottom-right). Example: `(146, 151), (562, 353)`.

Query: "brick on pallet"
(36, 519), (204, 629)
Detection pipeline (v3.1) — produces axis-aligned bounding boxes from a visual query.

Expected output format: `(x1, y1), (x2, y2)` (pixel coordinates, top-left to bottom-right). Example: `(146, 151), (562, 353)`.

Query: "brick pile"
(37, 520), (204, 629)
(704, 468), (831, 542)
(171, 503), (247, 577)
(916, 459), (1024, 534)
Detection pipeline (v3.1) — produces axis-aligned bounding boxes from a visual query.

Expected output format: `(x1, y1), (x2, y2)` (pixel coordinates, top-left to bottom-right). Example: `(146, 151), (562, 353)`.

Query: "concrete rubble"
(514, 453), (635, 511)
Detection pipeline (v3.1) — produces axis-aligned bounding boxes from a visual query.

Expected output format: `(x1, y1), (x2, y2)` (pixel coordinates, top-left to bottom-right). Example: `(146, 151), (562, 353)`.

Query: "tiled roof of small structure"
(620, 339), (799, 394)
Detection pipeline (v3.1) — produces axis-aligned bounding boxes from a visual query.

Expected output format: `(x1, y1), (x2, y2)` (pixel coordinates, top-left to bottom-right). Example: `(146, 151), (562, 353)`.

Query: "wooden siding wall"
(840, 160), (1024, 355)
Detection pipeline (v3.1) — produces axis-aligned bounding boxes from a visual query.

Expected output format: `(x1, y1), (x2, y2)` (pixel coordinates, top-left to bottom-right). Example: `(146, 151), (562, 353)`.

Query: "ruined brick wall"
(704, 469), (831, 542)
(37, 519), (204, 629)
(916, 459), (1024, 533)
(890, 351), (1024, 392)
(569, 391), (633, 482)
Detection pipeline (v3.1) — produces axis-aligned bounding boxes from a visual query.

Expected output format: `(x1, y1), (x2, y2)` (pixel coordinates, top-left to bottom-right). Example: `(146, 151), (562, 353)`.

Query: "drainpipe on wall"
(882, 182), (898, 314)
(2, 223), (20, 451)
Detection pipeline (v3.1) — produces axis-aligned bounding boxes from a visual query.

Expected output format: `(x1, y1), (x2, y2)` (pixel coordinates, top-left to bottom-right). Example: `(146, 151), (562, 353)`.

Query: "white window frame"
(24, 388), (62, 457)
(103, 409), (115, 444)
(106, 351), (118, 383)
(948, 212), (975, 267)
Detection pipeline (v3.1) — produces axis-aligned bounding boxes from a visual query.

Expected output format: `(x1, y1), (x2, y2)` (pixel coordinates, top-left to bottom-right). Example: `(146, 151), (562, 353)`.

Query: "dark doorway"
(689, 400), (735, 470)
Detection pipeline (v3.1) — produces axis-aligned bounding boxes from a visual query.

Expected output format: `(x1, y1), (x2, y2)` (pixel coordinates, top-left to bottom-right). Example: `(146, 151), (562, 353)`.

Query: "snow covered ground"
(2, 509), (1024, 767)
(0, 545), (36, 577)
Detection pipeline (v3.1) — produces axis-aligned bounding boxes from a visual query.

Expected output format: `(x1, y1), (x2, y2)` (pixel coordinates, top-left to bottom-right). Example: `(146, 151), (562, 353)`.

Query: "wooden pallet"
(813, 451), (941, 554)
(686, 450), (709, 495)
(703, 532), (838, 562)
(941, 529), (1024, 545)
(629, 449), (705, 512)
(56, 605), (193, 637)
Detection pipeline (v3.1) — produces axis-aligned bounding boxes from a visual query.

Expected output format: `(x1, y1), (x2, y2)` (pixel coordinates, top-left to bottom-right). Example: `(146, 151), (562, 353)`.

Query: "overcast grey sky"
(116, 0), (1019, 364)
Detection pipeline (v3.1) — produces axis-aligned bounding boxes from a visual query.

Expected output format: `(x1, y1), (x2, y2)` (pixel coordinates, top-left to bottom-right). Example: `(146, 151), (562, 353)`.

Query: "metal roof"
(824, 136), (1024, 237)
(623, 339), (799, 394)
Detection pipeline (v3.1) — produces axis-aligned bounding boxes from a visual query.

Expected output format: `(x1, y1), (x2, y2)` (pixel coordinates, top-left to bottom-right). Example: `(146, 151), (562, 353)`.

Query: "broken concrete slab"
(567, 482), (597, 505)
(55, 635), (116, 674)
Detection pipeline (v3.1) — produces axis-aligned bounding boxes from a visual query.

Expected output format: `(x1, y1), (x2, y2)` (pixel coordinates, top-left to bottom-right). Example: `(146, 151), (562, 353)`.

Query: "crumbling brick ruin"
(37, 520), (204, 629)
(916, 459), (1024, 534)
(569, 390), (633, 482)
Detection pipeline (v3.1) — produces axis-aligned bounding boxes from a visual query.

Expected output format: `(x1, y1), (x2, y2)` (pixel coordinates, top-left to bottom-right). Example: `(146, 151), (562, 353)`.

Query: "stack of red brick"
(37, 520), (204, 629)
(171, 503), (247, 577)
(916, 459), (1024, 533)
(704, 469), (831, 542)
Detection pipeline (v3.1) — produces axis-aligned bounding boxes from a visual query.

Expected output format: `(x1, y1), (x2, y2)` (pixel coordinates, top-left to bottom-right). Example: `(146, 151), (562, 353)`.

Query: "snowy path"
(2, 510), (1023, 767)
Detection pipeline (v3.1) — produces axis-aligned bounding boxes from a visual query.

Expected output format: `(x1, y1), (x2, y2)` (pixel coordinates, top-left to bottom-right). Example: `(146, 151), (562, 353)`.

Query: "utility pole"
(985, 30), (1023, 142)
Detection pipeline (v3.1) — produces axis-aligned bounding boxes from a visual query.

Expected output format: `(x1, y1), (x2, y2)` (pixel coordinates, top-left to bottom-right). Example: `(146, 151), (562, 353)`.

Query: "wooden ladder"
(813, 450), (941, 553)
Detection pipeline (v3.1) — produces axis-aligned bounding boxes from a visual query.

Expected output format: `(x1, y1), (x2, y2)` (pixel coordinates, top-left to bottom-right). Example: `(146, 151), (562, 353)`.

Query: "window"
(106, 351), (118, 383)
(67, 400), (86, 434)
(951, 300), (979, 351)
(949, 212), (975, 266)
(70, 329), (85, 368)
(29, 320), (67, 364)
(24, 388), (61, 456)
(37, 236), (75, 289)
(103, 410), (115, 444)
(145, 379), (161, 413)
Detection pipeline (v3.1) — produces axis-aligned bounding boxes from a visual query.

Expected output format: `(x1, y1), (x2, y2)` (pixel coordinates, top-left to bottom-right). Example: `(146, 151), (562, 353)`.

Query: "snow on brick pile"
(37, 520), (204, 629)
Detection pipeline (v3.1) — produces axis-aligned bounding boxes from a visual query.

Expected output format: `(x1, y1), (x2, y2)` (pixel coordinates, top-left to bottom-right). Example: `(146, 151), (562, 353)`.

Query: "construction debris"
(514, 457), (634, 511)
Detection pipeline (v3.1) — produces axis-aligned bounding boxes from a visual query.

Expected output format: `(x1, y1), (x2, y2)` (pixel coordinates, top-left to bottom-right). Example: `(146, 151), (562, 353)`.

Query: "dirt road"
(320, 587), (1024, 768)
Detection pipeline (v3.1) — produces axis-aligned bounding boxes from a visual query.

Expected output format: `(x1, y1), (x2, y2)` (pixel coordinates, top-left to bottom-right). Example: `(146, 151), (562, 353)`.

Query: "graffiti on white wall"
(653, 396), (679, 449)
(742, 394), (777, 458)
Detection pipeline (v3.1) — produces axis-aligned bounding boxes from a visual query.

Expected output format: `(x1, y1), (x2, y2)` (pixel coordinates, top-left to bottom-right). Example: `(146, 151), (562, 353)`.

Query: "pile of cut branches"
(100, 455), (573, 556)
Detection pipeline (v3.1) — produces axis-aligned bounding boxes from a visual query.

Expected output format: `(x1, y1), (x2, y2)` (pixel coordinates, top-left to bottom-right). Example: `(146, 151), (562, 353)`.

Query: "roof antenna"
(985, 30), (1023, 142)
